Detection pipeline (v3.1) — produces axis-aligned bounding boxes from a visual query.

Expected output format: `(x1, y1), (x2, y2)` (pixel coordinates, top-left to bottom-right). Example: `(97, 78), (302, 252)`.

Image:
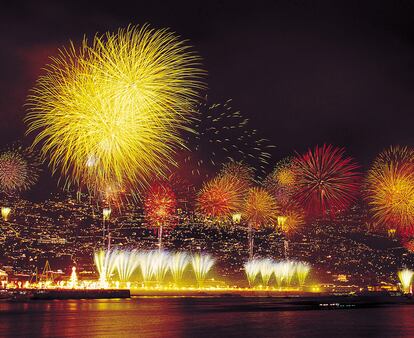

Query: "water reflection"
(1, 298), (414, 338)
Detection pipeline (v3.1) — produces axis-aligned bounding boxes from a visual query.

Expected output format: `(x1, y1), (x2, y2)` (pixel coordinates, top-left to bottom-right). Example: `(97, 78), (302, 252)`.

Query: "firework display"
(366, 146), (414, 235)
(372, 146), (414, 169)
(7, 19), (414, 301)
(93, 249), (215, 287)
(26, 25), (205, 195)
(293, 144), (361, 215)
(403, 239), (414, 253)
(0, 147), (39, 195)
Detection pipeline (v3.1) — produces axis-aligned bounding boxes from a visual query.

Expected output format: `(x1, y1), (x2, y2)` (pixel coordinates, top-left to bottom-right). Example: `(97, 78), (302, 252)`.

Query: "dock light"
(1, 207), (11, 221)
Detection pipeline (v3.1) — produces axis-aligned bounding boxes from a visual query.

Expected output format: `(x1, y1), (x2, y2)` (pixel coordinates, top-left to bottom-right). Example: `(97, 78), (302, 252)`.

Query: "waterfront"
(1, 298), (414, 337)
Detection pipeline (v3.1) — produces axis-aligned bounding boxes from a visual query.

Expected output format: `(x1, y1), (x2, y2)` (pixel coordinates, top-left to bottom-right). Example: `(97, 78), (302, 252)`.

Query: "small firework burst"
(242, 187), (279, 228)
(197, 174), (245, 221)
(144, 181), (177, 227)
(276, 201), (306, 236)
(264, 157), (298, 203)
(293, 144), (361, 215)
(0, 146), (39, 195)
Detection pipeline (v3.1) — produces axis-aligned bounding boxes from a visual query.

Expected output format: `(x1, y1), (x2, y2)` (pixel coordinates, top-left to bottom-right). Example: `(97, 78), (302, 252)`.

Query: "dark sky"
(2, 0), (414, 169)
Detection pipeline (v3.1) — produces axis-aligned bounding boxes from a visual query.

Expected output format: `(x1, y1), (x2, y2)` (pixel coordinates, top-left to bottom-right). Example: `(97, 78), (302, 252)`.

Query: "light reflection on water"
(1, 297), (414, 338)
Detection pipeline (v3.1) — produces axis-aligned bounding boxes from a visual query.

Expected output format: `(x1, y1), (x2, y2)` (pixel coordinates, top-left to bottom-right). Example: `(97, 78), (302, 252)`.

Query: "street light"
(102, 208), (112, 250)
(1, 207), (11, 221)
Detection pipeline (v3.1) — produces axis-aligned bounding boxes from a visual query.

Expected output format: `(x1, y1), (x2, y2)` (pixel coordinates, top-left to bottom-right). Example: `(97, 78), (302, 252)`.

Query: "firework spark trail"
(264, 157), (298, 202)
(115, 250), (140, 282)
(184, 100), (274, 181)
(295, 262), (311, 286)
(191, 253), (215, 287)
(259, 259), (274, 286)
(94, 249), (118, 286)
(244, 259), (261, 287)
(245, 259), (310, 287)
(26, 25), (205, 196)
(138, 251), (156, 283)
(169, 252), (190, 284)
(151, 251), (170, 283)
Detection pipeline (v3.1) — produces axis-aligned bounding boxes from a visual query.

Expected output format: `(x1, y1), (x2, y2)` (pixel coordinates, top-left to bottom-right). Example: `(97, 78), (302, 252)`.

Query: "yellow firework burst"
(26, 24), (205, 194)
(242, 187), (279, 228)
(366, 163), (414, 233)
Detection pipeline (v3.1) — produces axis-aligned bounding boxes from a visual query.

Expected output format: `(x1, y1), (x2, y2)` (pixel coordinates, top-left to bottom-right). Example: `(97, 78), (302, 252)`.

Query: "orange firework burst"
(197, 174), (245, 221)
(366, 161), (414, 235)
(242, 187), (279, 228)
(276, 201), (306, 236)
(293, 144), (361, 215)
(144, 182), (177, 226)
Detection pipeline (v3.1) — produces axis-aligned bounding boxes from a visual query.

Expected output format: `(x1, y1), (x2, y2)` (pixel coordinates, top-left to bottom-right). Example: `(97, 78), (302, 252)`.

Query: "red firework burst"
(144, 181), (177, 226)
(293, 144), (361, 215)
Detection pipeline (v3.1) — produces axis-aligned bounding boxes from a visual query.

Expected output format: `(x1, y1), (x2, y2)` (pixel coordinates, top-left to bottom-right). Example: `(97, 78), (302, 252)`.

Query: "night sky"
(2, 0), (414, 171)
